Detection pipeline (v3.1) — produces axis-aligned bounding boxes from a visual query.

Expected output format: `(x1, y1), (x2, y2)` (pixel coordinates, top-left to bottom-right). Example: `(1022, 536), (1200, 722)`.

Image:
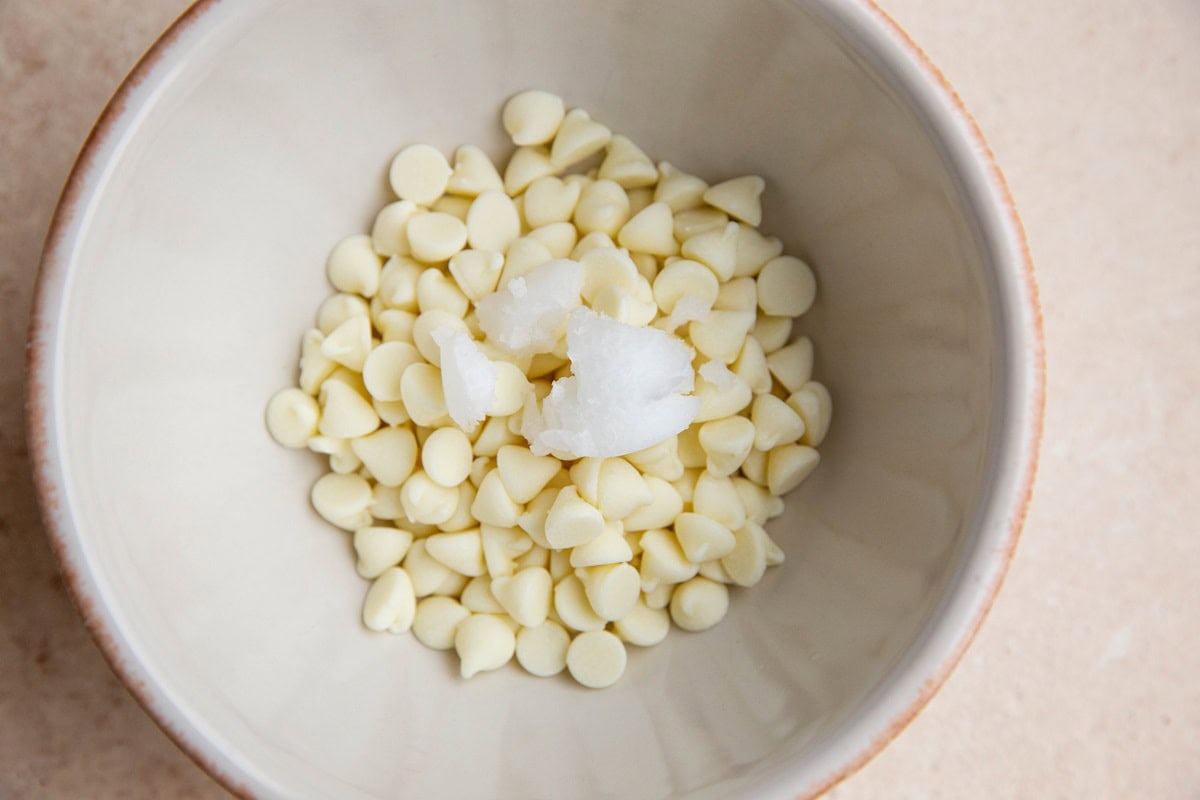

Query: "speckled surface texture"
(2, 0), (1197, 797)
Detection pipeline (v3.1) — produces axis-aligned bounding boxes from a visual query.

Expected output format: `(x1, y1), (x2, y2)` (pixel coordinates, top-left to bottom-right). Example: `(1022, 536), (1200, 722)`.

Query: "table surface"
(2, 1), (1197, 797)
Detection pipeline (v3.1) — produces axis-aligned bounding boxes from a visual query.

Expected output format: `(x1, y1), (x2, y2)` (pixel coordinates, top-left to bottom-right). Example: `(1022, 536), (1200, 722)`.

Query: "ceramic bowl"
(28, 0), (1043, 797)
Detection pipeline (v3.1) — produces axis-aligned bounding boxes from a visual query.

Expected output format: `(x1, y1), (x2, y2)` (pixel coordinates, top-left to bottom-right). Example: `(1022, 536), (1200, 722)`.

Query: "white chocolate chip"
(673, 208), (729, 240)
(489, 362), (532, 417)
(471, 469), (523, 527)
(671, 468), (700, 505)
(721, 522), (769, 587)
(503, 90), (566, 146)
(318, 380), (380, 439)
(676, 425), (706, 469)
(638, 528), (698, 590)
(504, 146), (555, 196)
(399, 471), (459, 526)
(702, 175), (765, 226)
(480, 524), (531, 579)
(448, 249), (504, 301)
(757, 255), (817, 317)
(515, 621), (570, 677)
(740, 448), (769, 487)
(524, 176), (583, 227)
(320, 315), (372, 371)
(496, 445), (561, 504)
(681, 221), (739, 282)
(733, 336), (773, 395)
(491, 566), (553, 627)
(566, 630), (626, 688)
(734, 224), (783, 277)
(553, 574), (606, 632)
(266, 388), (319, 448)
(421, 427), (473, 487)
(376, 309), (417, 344)
(766, 444), (821, 496)
(403, 539), (454, 597)
(316, 293), (370, 335)
(465, 190), (521, 253)
(461, 574), (505, 613)
(788, 381), (833, 446)
(752, 314), (793, 354)
(416, 269), (470, 317)
(528, 221), (578, 259)
(550, 108), (612, 169)
(446, 145), (505, 197)
(732, 476), (784, 525)
(750, 393), (806, 451)
(406, 212), (468, 263)
(598, 134), (657, 188)
(299, 329), (336, 395)
(362, 341), (422, 402)
(412, 596), (471, 650)
(438, 482), (478, 532)
(765, 337), (814, 393)
(693, 472), (747, 531)
(354, 526), (414, 579)
(327, 234), (382, 298)
(399, 363), (450, 427)
(674, 512), (737, 563)
(425, 529), (486, 577)
(643, 582), (674, 610)
(568, 457), (603, 506)
(362, 567), (417, 633)
(617, 202), (678, 257)
(574, 180), (631, 238)
(515, 544), (549, 571)
(350, 426), (418, 487)
(569, 520), (633, 567)
(472, 416), (521, 457)
(626, 437), (685, 482)
(310, 472), (373, 530)
(378, 256), (422, 310)
(370, 483), (406, 521)
(544, 486), (604, 548)
(714, 276), (758, 313)
(389, 144), (452, 205)
(569, 230), (616, 260)
(515, 487), (556, 548)
(652, 259), (719, 315)
(549, 548), (573, 582)
(595, 458), (654, 519)
(698, 416), (756, 477)
(578, 562), (640, 621)
(455, 614), (516, 678)
(669, 576), (729, 632)
(653, 162), (707, 211)
(612, 599), (670, 647)
(621, 477), (684, 532)
(371, 201), (420, 257)
(698, 558), (733, 584)
(689, 309), (755, 364)
(693, 362), (753, 422)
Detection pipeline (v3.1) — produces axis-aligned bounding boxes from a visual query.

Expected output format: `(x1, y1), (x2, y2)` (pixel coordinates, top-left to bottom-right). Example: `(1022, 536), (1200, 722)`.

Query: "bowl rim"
(24, 1), (1045, 798)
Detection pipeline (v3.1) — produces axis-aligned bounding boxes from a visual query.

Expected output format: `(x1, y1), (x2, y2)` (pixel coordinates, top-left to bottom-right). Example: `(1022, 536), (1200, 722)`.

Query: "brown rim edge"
(794, 2), (1047, 798)
(24, 1), (1046, 799)
(25, 0), (254, 797)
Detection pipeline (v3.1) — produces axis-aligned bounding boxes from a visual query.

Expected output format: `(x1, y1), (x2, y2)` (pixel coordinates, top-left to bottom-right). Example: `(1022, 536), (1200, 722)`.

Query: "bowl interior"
(40, 0), (1015, 797)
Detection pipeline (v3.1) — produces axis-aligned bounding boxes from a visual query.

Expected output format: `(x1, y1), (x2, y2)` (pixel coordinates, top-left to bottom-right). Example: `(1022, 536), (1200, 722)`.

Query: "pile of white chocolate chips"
(266, 91), (831, 689)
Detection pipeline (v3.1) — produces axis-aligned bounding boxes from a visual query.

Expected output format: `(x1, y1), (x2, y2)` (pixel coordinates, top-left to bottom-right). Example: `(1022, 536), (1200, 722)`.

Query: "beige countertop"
(2, 0), (1196, 797)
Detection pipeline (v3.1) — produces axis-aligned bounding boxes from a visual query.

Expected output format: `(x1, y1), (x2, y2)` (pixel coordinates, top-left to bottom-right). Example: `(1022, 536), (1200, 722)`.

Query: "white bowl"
(28, 0), (1043, 797)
